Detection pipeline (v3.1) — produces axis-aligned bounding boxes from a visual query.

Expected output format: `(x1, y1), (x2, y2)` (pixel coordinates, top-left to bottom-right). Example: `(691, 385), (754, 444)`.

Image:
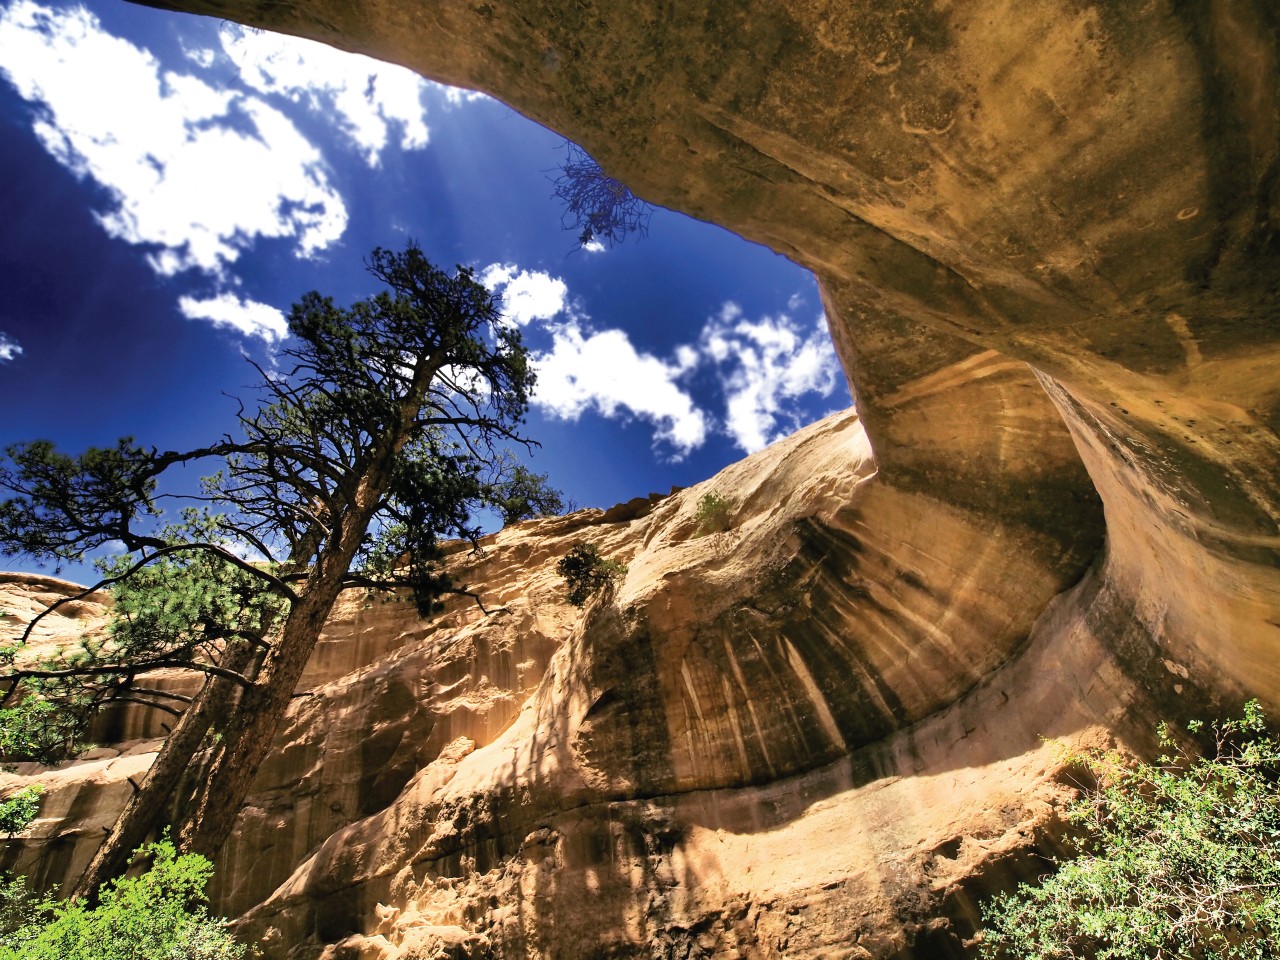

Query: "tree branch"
(4, 657), (255, 690)
(12, 542), (297, 650)
(103, 695), (184, 719)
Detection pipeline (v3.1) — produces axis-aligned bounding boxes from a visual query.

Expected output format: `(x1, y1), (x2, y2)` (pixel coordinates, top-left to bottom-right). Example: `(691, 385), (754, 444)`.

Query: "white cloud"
(701, 303), (841, 453)
(183, 44), (216, 69)
(0, 1), (348, 288)
(477, 263), (840, 459)
(532, 321), (708, 459)
(178, 292), (288, 343)
(478, 262), (707, 458)
(0, 333), (22, 363)
(432, 82), (490, 108)
(480, 263), (568, 326)
(217, 24), (430, 166)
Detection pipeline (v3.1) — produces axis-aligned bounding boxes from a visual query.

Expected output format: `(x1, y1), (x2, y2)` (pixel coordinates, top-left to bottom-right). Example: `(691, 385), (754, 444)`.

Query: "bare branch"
(4, 657), (255, 690)
(103, 695), (184, 719)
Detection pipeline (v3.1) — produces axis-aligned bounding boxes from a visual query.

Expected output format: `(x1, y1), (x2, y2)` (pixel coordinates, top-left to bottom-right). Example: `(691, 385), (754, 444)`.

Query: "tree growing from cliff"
(692, 491), (735, 536)
(0, 243), (544, 897)
(557, 542), (626, 607)
(551, 141), (654, 249)
(480, 452), (566, 526)
(980, 701), (1280, 960)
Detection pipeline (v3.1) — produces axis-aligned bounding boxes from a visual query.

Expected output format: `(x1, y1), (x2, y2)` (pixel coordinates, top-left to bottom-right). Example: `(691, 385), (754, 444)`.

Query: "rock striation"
(0, 409), (1129, 956)
(5, 0), (1280, 955)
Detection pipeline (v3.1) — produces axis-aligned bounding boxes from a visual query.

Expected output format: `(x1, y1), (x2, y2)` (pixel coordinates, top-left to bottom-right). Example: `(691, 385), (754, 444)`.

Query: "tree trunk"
(173, 357), (436, 858)
(70, 637), (258, 900)
(173, 515), (375, 858)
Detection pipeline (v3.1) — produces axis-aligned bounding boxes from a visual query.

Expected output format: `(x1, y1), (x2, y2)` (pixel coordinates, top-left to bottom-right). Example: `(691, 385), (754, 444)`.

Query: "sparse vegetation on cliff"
(0, 788), (40, 837)
(550, 141), (653, 249)
(482, 454), (566, 526)
(557, 542), (626, 607)
(980, 701), (1280, 960)
(693, 491), (735, 536)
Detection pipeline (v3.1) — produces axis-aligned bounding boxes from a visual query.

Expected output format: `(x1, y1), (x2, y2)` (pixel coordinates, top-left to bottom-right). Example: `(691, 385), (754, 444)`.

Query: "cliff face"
(0, 408), (1124, 957)
(4, 0), (1280, 955)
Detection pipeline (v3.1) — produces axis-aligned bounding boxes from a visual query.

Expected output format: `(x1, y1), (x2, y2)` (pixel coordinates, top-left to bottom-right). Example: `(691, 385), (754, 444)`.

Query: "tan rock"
(5, 1), (1280, 954)
(0, 401), (1244, 955)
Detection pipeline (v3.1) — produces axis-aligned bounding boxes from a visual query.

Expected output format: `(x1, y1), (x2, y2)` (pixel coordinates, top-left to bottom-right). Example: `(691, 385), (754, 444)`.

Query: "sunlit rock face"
(7, 0), (1280, 954)
(4, 408), (1108, 957)
(210, 409), (1111, 960)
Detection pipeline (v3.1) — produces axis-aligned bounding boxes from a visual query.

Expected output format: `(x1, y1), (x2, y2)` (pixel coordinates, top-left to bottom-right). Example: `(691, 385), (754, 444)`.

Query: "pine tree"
(0, 244), (544, 897)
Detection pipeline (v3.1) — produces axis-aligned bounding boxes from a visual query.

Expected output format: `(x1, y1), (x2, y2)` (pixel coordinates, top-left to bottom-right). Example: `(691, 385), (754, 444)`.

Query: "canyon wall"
(4, 409), (1118, 958)
(3, 0), (1279, 956)
(126, 0), (1280, 715)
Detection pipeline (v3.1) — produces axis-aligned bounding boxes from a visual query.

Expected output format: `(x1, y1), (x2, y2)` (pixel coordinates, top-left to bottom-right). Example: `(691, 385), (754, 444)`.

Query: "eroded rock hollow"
(3, 0), (1279, 957)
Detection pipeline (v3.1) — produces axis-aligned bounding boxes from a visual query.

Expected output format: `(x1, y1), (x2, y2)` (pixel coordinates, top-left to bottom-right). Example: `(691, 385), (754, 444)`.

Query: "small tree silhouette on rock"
(557, 542), (626, 607)
(550, 142), (653, 249)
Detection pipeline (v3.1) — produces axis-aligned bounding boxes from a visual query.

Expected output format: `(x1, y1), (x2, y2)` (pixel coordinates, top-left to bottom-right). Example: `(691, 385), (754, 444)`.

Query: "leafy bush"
(980, 700), (1280, 960)
(0, 698), (86, 766)
(0, 783), (243, 958)
(0, 838), (247, 959)
(693, 492), (735, 537)
(556, 542), (626, 607)
(0, 788), (40, 836)
(0, 876), (49, 947)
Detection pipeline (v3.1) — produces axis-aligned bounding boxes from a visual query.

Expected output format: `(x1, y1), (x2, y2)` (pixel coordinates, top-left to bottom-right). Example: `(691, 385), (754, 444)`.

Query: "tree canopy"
(0, 243), (559, 897)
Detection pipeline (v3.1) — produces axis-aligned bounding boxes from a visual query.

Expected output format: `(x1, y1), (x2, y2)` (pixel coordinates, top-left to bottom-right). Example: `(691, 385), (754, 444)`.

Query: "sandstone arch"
(7, 1), (1280, 955)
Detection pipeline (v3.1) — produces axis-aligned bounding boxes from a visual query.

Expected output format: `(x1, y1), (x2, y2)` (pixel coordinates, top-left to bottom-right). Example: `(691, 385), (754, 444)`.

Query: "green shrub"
(0, 837), (247, 959)
(693, 492), (735, 536)
(0, 784), (242, 959)
(0, 697), (90, 766)
(0, 788), (40, 836)
(556, 542), (626, 607)
(980, 700), (1280, 960)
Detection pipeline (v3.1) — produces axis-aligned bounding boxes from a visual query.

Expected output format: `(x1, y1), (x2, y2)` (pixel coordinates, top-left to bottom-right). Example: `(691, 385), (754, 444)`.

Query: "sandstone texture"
(0, 410), (1157, 957)
(4, 0), (1280, 956)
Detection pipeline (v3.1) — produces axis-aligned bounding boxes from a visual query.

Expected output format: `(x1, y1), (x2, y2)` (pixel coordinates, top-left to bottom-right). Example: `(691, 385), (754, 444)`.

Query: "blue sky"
(0, 0), (849, 578)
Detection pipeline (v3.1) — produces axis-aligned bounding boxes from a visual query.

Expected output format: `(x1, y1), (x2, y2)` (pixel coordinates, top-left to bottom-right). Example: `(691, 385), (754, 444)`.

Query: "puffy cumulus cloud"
(217, 24), (430, 166)
(476, 262), (841, 459)
(532, 321), (708, 459)
(0, 333), (22, 363)
(0, 1), (347, 287)
(479, 262), (706, 458)
(178, 292), (288, 343)
(701, 303), (841, 453)
(480, 263), (569, 326)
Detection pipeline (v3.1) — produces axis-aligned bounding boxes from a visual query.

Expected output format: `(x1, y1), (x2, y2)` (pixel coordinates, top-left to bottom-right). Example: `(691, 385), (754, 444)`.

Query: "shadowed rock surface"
(3, 0), (1280, 956)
